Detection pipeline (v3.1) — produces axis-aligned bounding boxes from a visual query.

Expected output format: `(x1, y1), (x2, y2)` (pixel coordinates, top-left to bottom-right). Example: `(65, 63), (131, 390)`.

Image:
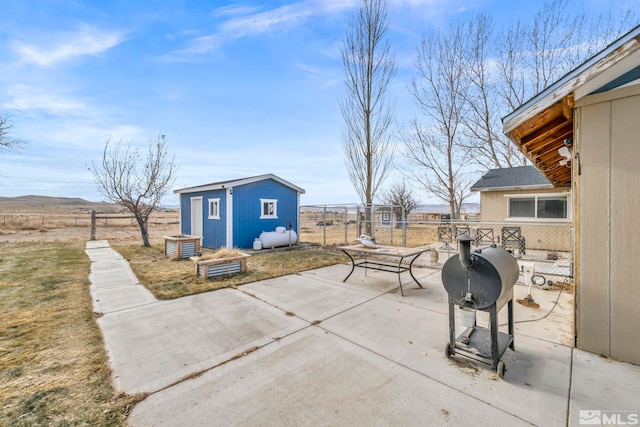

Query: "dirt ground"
(0, 198), (180, 244)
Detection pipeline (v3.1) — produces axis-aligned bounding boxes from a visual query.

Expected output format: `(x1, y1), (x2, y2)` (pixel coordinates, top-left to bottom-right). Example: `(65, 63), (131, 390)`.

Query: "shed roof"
(470, 166), (553, 192)
(502, 24), (640, 187)
(174, 173), (305, 195)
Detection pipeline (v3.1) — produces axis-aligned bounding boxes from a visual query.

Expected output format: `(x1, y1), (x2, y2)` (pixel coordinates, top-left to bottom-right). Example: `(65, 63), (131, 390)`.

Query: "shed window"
(260, 199), (278, 219)
(507, 194), (568, 220)
(208, 198), (220, 219)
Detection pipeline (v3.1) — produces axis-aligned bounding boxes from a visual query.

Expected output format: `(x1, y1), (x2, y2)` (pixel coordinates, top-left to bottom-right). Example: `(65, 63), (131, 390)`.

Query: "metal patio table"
(339, 244), (430, 296)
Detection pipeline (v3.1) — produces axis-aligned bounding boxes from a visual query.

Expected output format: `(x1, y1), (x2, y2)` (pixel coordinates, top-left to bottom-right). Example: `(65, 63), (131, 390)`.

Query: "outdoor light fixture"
(558, 146), (572, 166)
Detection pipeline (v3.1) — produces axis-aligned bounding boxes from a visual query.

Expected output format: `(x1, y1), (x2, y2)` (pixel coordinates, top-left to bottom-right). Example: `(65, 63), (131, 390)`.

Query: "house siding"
(180, 190), (227, 248)
(479, 187), (571, 221)
(575, 85), (640, 364)
(232, 179), (299, 249)
(179, 195), (191, 234)
(478, 187), (572, 252)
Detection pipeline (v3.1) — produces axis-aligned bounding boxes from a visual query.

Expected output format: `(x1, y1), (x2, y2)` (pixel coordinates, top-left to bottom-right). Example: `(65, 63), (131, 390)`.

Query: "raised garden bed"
(194, 253), (250, 279)
(164, 235), (201, 259)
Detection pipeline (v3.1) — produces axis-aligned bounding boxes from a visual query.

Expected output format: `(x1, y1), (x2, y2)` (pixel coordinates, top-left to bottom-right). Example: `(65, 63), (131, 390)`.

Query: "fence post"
(90, 210), (96, 241)
(343, 206), (348, 244)
(322, 206), (327, 248)
(402, 206), (407, 247)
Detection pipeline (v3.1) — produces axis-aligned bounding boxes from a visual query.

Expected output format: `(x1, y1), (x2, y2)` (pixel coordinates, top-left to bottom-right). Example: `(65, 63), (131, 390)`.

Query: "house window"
(208, 198), (220, 219)
(507, 194), (568, 220)
(260, 199), (278, 219)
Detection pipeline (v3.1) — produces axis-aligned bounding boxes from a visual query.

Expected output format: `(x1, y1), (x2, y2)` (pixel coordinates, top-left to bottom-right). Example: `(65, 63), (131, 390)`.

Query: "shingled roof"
(470, 166), (553, 192)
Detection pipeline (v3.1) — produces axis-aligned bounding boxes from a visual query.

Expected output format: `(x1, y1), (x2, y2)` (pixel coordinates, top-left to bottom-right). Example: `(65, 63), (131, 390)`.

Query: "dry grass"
(0, 216), (47, 231)
(113, 244), (347, 300)
(0, 242), (142, 426)
(196, 247), (245, 261)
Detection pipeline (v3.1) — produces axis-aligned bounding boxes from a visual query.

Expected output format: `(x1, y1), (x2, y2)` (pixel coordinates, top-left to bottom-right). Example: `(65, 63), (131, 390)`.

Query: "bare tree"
(400, 21), (473, 219)
(0, 114), (23, 153)
(462, 2), (636, 170)
(460, 14), (526, 169)
(377, 180), (419, 224)
(494, 0), (637, 112)
(90, 134), (176, 247)
(340, 0), (396, 234)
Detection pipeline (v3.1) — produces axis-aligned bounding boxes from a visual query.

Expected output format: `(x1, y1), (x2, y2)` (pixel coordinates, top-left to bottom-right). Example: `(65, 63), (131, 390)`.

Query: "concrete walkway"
(86, 241), (640, 426)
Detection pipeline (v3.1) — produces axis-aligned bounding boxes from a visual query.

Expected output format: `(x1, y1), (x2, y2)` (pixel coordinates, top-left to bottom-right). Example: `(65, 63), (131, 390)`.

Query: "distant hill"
(413, 203), (480, 214)
(0, 195), (121, 213)
(0, 195), (95, 205)
(0, 195), (178, 214)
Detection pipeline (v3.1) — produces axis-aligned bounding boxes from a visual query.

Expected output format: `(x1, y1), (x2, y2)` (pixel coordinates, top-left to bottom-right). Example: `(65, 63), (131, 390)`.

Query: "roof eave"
(471, 184), (555, 192)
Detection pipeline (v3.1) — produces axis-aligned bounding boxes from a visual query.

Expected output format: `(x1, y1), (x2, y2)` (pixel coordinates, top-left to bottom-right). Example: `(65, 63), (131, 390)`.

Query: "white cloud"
(11, 23), (126, 67)
(173, 35), (222, 57)
(218, 1), (349, 36)
(212, 5), (262, 18)
(165, 0), (357, 60)
(3, 84), (88, 115)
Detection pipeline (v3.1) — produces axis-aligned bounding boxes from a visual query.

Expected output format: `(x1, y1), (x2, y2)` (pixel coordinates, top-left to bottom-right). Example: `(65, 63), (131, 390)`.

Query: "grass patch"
(0, 242), (141, 426)
(112, 244), (346, 300)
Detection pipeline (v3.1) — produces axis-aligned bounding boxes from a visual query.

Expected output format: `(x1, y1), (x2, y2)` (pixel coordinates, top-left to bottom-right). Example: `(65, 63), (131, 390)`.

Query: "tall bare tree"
(0, 114), (23, 153)
(377, 180), (419, 224)
(90, 134), (176, 247)
(400, 21), (473, 219)
(461, 2), (636, 170)
(494, 0), (637, 113)
(460, 14), (526, 169)
(340, 0), (396, 234)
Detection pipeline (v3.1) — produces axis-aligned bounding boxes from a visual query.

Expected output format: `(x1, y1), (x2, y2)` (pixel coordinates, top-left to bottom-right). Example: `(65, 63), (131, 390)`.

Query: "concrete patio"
(86, 241), (640, 426)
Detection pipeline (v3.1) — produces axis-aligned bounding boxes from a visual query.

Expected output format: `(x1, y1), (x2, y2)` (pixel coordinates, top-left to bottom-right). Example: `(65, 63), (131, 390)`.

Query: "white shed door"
(190, 197), (203, 238)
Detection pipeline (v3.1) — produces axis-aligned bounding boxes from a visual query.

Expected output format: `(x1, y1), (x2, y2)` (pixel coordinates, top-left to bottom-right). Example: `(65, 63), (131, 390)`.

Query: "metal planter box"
(164, 235), (201, 259)
(195, 254), (250, 279)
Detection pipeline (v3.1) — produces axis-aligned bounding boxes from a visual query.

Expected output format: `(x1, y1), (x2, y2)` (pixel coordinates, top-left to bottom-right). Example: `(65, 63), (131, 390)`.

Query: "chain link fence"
(300, 204), (572, 281)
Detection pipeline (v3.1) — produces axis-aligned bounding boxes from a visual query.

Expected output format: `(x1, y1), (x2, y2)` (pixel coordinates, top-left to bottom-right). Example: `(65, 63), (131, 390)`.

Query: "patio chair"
(437, 225), (454, 251)
(474, 227), (495, 246)
(501, 226), (526, 255)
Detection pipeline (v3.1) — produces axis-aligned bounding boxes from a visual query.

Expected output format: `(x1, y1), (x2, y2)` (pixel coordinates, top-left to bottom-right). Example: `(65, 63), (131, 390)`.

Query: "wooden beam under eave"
(552, 173), (572, 186)
(562, 94), (575, 121)
(520, 116), (570, 148)
(529, 127), (573, 157)
(537, 151), (561, 168)
(511, 101), (565, 141)
(524, 134), (561, 156)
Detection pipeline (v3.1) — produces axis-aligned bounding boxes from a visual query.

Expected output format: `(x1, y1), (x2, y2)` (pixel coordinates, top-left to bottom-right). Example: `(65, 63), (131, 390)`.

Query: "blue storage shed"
(174, 174), (305, 249)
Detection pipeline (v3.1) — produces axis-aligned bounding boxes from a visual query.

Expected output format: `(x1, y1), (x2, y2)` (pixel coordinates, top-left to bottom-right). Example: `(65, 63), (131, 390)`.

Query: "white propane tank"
(253, 238), (263, 251)
(259, 227), (298, 249)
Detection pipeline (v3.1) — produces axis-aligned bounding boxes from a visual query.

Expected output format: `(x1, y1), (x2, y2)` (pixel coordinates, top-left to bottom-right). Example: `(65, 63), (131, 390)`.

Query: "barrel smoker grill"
(442, 235), (519, 377)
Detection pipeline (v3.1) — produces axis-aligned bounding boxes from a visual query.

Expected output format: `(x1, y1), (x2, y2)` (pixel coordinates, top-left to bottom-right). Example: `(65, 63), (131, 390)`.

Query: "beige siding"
(610, 95), (640, 363)
(575, 85), (640, 364)
(478, 188), (571, 251)
(479, 188), (569, 221)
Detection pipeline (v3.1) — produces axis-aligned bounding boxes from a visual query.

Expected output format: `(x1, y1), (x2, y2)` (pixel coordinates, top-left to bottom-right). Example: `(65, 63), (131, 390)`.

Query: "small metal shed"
(174, 174), (305, 249)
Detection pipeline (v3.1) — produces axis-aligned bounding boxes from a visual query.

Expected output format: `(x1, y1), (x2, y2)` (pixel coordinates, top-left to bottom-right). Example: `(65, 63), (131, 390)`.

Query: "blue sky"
(0, 0), (634, 206)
